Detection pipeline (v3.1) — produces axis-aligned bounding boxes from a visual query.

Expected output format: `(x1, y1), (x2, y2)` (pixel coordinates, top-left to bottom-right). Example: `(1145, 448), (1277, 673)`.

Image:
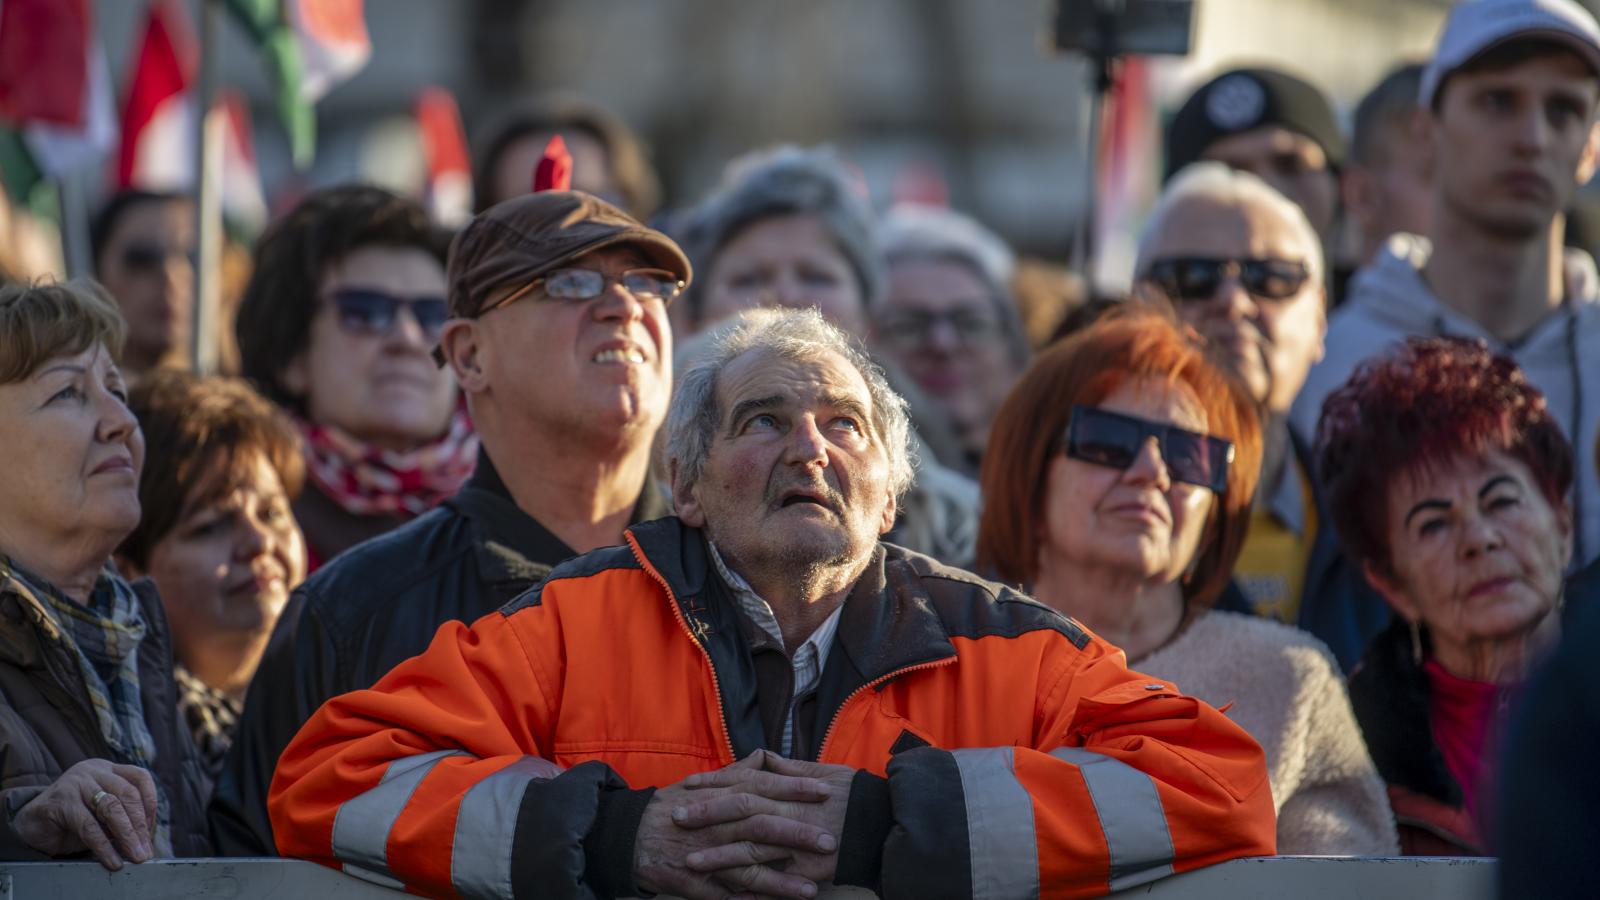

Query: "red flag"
(0, 0), (90, 128)
(416, 87), (471, 225)
(217, 90), (267, 232)
(533, 134), (573, 193)
(117, 0), (198, 189)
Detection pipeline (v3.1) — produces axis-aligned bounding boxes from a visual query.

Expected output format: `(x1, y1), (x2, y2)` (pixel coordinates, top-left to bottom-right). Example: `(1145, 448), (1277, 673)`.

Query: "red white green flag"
(0, 0), (116, 181)
(116, 3), (265, 235)
(415, 87), (471, 226)
(225, 0), (370, 168)
(117, 0), (196, 190)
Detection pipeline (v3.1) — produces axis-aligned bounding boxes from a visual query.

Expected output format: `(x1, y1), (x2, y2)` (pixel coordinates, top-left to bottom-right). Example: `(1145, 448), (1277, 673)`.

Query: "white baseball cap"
(1420, 0), (1600, 109)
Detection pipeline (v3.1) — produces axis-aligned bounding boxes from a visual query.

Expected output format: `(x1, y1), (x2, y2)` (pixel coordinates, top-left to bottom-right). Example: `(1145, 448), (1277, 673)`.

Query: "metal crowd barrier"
(0, 856), (1497, 899)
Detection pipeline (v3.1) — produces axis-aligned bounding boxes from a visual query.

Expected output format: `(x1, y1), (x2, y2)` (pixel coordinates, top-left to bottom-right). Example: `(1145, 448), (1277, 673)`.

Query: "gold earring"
(1410, 620), (1424, 666)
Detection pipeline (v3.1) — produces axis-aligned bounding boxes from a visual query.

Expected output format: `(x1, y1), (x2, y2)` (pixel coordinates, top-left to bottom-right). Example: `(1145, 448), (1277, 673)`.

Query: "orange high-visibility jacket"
(270, 518), (1276, 899)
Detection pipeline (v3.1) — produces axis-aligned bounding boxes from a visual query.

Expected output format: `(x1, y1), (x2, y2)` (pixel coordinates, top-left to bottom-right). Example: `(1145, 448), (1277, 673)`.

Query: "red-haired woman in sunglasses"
(978, 308), (1397, 855)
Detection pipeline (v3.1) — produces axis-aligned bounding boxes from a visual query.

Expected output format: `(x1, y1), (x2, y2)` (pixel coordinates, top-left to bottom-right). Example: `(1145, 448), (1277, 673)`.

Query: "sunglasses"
(1144, 257), (1310, 304)
(327, 289), (449, 340)
(120, 243), (188, 274)
(480, 267), (685, 315)
(1064, 406), (1234, 493)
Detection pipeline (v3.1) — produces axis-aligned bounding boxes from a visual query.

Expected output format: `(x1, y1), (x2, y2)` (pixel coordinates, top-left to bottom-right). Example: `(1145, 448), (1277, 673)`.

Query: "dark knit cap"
(1163, 67), (1346, 182)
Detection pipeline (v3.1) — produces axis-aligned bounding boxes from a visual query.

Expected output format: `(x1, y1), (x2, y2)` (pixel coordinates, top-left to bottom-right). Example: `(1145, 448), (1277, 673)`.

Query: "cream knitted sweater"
(1137, 610), (1399, 855)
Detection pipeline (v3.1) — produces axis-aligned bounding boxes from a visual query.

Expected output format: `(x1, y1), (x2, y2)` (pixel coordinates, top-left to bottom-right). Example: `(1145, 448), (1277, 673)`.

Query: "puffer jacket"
(269, 516), (1276, 899)
(0, 564), (211, 859)
(207, 452), (670, 856)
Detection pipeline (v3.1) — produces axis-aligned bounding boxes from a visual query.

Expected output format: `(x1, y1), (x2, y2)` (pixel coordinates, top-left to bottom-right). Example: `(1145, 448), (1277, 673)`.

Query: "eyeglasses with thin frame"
(326, 288), (449, 341)
(477, 266), (685, 316)
(1144, 257), (1310, 305)
(875, 305), (1004, 349)
(1063, 405), (1234, 494)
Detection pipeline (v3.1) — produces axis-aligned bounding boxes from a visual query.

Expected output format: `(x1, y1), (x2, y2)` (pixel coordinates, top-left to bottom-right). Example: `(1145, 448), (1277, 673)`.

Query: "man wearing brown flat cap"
(209, 190), (689, 856)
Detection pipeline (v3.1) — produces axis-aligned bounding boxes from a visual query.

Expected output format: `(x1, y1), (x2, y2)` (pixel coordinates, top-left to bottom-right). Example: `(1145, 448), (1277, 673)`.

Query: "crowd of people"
(1, 0), (1598, 896)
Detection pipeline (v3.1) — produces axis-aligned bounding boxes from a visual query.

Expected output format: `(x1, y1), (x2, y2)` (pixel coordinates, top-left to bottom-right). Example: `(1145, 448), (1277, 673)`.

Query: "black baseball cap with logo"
(1163, 67), (1346, 183)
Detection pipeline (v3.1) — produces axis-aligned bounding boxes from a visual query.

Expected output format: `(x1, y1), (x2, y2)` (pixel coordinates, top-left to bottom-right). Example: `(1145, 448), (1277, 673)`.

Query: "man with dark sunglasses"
(89, 190), (194, 378)
(1294, 0), (1600, 575)
(1134, 161), (1388, 672)
(209, 190), (691, 857)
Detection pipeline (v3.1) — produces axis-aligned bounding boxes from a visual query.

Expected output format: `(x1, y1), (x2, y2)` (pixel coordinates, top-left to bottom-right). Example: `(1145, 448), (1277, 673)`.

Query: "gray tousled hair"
(667, 307), (916, 503)
(878, 204), (1030, 359)
(676, 145), (882, 324)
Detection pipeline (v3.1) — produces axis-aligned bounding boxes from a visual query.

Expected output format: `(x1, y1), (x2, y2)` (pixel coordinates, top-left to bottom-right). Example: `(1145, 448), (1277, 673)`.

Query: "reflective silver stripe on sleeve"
(449, 756), (565, 899)
(330, 749), (467, 884)
(951, 747), (1041, 900)
(1050, 747), (1176, 891)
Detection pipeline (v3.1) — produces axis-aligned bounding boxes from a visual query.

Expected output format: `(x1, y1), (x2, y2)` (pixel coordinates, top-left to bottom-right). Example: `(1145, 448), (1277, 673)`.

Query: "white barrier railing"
(0, 856), (1496, 899)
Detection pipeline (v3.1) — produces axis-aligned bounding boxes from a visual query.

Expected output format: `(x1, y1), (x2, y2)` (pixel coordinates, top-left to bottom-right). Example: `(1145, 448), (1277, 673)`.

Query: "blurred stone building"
(91, 0), (1479, 268)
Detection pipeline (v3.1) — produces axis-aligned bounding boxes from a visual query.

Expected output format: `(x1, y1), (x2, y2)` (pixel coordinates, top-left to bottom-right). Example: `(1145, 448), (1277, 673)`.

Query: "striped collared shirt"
(708, 543), (842, 757)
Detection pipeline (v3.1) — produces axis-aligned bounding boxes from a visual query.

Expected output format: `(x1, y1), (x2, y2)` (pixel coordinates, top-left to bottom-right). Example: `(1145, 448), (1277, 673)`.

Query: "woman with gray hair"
(674, 145), (980, 567)
(872, 204), (1029, 474)
(674, 145), (881, 336)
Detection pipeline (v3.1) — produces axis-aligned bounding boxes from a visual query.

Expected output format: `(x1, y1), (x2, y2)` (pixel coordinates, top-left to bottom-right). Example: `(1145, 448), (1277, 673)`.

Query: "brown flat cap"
(446, 190), (691, 318)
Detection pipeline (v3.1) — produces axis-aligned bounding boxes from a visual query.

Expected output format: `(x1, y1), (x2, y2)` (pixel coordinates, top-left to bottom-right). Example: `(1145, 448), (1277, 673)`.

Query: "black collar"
(448, 449), (672, 588)
(628, 519), (958, 692)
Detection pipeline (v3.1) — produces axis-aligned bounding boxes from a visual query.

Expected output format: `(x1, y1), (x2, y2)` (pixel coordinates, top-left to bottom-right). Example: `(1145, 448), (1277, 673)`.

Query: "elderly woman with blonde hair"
(0, 280), (210, 868)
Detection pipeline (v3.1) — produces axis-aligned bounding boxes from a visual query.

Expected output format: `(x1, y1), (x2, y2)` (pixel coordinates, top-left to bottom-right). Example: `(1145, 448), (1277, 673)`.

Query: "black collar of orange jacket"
(626, 517), (959, 760)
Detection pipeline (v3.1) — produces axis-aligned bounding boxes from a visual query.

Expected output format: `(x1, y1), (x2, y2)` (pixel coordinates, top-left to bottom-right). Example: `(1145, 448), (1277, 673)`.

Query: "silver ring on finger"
(91, 789), (114, 809)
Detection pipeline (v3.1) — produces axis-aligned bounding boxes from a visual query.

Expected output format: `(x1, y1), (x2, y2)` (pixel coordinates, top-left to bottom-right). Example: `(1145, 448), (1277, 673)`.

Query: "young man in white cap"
(1293, 0), (1600, 569)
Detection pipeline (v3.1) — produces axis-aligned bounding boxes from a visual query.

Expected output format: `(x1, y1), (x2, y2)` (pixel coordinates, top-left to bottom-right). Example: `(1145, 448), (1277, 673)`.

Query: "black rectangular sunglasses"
(1063, 406), (1234, 494)
(1145, 257), (1310, 303)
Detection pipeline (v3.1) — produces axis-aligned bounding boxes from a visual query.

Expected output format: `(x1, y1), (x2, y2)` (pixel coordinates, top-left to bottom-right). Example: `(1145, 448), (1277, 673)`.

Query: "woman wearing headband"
(977, 309), (1395, 855)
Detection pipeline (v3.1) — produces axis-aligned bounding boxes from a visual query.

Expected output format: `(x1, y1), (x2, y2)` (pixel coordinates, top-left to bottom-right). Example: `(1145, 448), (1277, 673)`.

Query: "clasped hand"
(634, 750), (856, 900)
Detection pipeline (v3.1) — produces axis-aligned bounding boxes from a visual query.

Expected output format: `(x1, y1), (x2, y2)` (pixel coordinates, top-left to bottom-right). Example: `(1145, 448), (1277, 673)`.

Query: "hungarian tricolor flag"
(117, 3), (266, 233)
(0, 0), (116, 186)
(117, 0), (196, 191)
(226, 0), (370, 168)
(416, 87), (472, 226)
(215, 90), (268, 232)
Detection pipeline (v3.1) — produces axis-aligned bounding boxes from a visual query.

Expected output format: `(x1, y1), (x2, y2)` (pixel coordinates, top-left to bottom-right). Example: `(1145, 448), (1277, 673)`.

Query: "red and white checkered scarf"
(298, 408), (478, 518)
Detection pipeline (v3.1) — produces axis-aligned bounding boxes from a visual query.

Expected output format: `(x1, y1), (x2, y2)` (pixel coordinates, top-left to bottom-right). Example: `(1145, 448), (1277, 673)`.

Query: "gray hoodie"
(1292, 233), (1600, 568)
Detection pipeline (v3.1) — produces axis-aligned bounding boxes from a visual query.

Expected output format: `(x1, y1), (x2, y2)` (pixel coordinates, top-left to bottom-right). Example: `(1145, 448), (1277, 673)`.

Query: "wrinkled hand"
(679, 753), (857, 891)
(635, 753), (838, 900)
(12, 759), (158, 870)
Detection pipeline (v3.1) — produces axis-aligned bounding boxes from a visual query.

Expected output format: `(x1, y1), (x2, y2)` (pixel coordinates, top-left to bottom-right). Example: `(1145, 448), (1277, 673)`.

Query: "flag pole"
(190, 0), (222, 375)
(56, 169), (93, 279)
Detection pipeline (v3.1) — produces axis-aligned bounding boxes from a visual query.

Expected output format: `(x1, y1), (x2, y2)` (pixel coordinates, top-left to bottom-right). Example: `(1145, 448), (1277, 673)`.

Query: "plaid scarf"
(8, 562), (174, 856)
(173, 665), (240, 781)
(298, 407), (478, 518)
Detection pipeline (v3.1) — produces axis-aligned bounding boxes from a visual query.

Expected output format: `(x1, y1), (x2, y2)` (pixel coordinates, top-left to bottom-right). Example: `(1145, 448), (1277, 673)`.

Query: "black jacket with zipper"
(206, 451), (670, 856)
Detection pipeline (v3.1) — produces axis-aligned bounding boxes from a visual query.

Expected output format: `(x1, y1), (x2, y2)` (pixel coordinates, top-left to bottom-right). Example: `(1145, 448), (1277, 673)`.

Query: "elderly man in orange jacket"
(269, 303), (1276, 900)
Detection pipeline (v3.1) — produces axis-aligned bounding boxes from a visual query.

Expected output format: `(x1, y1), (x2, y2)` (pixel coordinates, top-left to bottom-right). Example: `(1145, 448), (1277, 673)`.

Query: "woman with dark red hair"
(979, 309), (1396, 855)
(1318, 337), (1575, 856)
